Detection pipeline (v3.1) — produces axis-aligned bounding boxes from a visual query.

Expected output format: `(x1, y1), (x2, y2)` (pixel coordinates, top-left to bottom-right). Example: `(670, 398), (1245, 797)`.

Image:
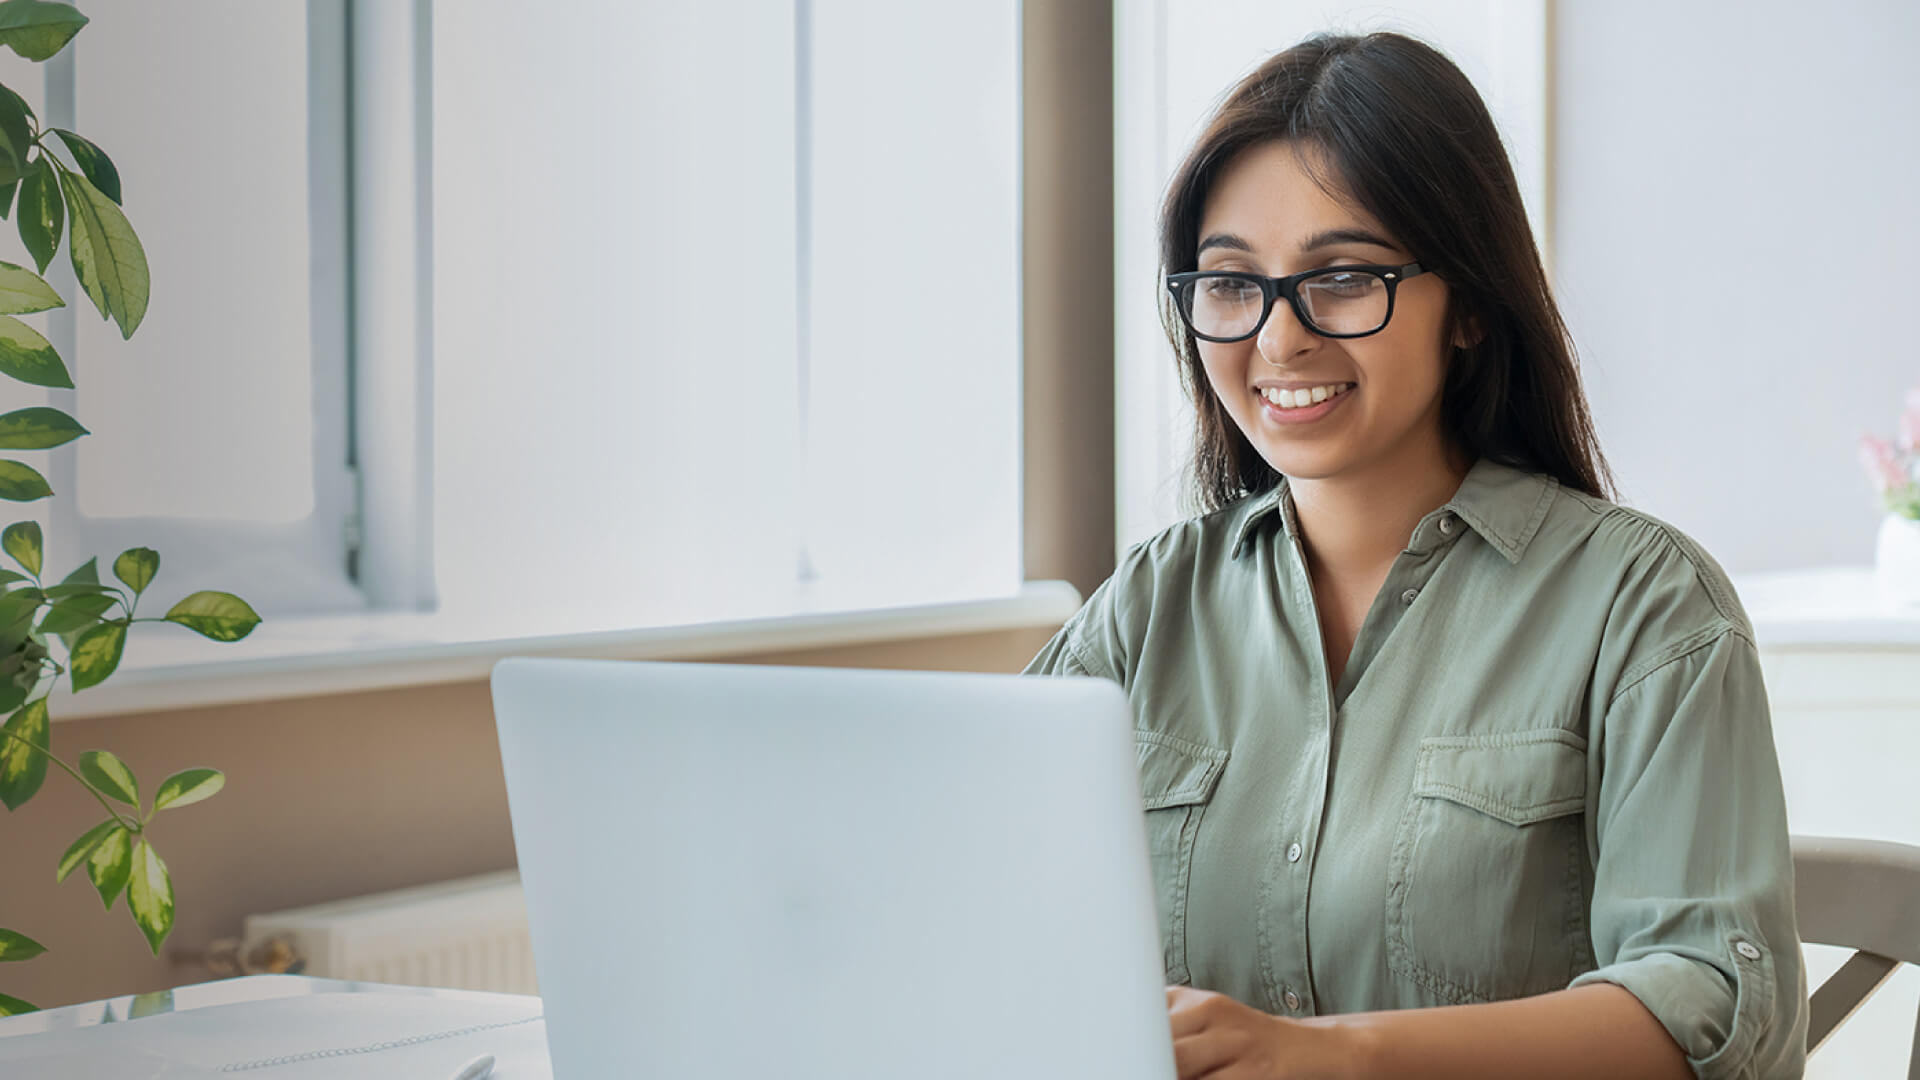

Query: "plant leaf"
(0, 459), (48, 501)
(0, 312), (70, 388)
(112, 547), (156, 595)
(56, 817), (118, 882)
(0, 85), (29, 190)
(85, 823), (130, 910)
(0, 992), (35, 1015)
(0, 406), (84, 450)
(164, 592), (259, 642)
(58, 164), (145, 339)
(0, 124), (19, 190)
(0, 583), (38, 634)
(0, 260), (61, 314)
(0, 177), (16, 220)
(50, 129), (117, 206)
(16, 155), (59, 275)
(37, 591), (112, 633)
(0, 1), (87, 62)
(0, 569), (20, 584)
(68, 619), (124, 691)
(76, 748), (135, 805)
(0, 697), (47, 810)
(0, 927), (43, 962)
(59, 556), (95, 585)
(1, 520), (35, 576)
(128, 840), (172, 954)
(0, 638), (35, 714)
(153, 767), (222, 812)
(0, 592), (41, 709)
(42, 582), (115, 600)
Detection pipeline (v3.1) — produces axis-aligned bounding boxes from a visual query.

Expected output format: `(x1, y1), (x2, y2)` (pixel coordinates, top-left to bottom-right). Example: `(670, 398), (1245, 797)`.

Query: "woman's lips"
(1257, 385), (1353, 425)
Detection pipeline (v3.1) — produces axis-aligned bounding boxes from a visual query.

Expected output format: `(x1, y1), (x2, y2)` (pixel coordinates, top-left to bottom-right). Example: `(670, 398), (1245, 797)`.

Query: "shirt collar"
(1228, 481), (1291, 560)
(1228, 457), (1559, 564)
(1441, 457), (1559, 564)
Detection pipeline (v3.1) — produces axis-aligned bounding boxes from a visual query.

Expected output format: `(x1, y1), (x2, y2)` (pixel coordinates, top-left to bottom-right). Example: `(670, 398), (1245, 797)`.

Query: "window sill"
(41, 581), (1084, 721)
(1734, 566), (1920, 649)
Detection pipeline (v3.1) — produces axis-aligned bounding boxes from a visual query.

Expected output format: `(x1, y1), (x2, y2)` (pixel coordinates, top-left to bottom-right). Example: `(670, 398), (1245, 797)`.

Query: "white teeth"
(1261, 383), (1350, 409)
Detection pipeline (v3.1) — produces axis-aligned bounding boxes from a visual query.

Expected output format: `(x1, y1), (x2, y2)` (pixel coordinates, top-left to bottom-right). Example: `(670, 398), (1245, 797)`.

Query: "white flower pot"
(1875, 514), (1920, 608)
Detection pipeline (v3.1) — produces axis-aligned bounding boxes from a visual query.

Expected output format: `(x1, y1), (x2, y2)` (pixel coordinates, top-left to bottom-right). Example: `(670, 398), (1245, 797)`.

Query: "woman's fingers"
(1172, 1026), (1246, 1079)
(1167, 984), (1222, 1037)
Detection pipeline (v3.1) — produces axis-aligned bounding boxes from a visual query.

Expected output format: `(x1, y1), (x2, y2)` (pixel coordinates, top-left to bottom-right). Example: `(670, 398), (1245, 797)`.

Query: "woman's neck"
(1289, 438), (1473, 584)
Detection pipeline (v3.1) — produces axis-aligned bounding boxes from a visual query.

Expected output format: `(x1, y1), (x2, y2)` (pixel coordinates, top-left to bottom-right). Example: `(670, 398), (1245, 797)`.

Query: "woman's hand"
(1167, 985), (1363, 1080)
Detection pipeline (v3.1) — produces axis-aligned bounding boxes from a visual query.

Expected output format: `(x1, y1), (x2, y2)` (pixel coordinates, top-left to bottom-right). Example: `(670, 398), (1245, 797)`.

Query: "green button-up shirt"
(1023, 457), (1808, 1079)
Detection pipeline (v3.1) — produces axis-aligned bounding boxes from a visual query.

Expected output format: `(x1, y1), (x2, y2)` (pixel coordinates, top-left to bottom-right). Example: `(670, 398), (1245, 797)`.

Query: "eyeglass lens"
(1181, 271), (1388, 338)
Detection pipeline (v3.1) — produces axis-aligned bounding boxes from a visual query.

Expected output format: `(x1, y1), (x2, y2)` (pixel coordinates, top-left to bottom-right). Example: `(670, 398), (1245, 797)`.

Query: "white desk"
(0, 975), (551, 1078)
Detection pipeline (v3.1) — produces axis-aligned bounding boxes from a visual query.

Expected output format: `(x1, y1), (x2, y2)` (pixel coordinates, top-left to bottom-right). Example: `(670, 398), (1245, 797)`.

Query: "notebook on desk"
(489, 658), (1178, 1080)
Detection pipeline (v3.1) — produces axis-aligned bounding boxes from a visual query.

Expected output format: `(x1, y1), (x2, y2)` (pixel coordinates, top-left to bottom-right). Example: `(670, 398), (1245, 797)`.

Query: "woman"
(1024, 31), (1807, 1079)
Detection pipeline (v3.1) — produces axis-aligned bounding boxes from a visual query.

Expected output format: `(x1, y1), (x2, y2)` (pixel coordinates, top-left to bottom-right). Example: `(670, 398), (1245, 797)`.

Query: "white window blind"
(429, 0), (1022, 626)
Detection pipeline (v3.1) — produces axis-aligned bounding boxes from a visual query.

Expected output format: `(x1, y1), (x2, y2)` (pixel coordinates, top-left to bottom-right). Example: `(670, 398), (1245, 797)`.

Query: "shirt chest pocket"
(1385, 728), (1593, 1006)
(1136, 730), (1228, 987)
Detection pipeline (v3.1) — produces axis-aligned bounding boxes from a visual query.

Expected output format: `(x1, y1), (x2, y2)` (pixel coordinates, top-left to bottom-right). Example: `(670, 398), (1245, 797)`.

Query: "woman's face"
(1193, 140), (1464, 485)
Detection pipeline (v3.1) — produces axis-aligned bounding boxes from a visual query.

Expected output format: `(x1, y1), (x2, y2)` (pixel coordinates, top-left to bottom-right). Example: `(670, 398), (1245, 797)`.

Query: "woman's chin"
(1252, 442), (1350, 483)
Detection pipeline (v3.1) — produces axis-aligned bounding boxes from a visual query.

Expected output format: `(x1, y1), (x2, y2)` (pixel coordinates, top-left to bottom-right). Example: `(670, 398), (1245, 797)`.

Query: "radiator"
(242, 869), (537, 994)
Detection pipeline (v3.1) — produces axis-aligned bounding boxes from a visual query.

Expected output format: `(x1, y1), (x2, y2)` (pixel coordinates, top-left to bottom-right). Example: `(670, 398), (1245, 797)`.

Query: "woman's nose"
(1255, 295), (1319, 366)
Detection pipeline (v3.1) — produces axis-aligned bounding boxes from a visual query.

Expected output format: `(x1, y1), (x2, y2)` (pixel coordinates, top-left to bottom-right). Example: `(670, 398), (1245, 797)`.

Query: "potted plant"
(0, 0), (260, 1014)
(1858, 388), (1920, 608)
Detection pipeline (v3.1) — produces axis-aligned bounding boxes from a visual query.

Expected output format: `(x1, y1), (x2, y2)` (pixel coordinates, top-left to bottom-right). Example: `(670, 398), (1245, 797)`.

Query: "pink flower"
(1861, 434), (1906, 495)
(1900, 388), (1920, 453)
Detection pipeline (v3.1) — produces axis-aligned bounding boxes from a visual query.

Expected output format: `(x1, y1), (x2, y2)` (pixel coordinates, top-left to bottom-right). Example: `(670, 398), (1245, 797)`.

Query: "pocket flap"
(1412, 729), (1588, 826)
(1135, 730), (1228, 810)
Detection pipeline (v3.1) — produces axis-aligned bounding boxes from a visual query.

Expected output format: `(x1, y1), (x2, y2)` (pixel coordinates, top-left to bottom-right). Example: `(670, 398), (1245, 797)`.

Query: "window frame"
(31, 0), (438, 619)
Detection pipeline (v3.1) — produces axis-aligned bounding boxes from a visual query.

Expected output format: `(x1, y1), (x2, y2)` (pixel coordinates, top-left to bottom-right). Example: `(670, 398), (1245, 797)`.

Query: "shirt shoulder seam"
(1590, 503), (1747, 628)
(1608, 622), (1754, 707)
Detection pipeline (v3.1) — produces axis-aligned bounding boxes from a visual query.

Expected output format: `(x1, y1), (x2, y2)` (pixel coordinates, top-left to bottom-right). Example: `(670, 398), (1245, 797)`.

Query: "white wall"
(1554, 0), (1920, 574)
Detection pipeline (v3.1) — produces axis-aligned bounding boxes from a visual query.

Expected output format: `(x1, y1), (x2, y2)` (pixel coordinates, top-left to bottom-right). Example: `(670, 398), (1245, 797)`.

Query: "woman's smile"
(1255, 381), (1356, 425)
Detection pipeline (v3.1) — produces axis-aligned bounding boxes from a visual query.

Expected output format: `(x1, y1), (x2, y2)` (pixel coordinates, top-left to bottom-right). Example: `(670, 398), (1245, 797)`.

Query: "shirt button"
(1438, 514), (1456, 536)
(1400, 587), (1419, 605)
(1283, 990), (1302, 1011)
(1286, 841), (1303, 863)
(1735, 941), (1762, 961)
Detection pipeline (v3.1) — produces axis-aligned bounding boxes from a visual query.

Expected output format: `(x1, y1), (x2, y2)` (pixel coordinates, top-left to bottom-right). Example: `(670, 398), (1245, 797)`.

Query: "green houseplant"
(0, 0), (261, 1014)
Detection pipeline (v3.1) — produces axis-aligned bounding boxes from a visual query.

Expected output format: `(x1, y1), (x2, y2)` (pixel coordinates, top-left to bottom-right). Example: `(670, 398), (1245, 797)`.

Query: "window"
(427, 0), (1023, 625)
(1, 1), (1026, 630)
(0, 0), (365, 617)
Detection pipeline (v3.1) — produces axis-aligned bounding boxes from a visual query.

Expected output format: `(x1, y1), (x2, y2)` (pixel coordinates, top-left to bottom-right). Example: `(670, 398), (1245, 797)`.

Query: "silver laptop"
(490, 657), (1176, 1079)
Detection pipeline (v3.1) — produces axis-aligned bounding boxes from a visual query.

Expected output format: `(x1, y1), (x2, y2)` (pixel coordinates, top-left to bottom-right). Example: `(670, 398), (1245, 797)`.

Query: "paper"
(0, 992), (552, 1079)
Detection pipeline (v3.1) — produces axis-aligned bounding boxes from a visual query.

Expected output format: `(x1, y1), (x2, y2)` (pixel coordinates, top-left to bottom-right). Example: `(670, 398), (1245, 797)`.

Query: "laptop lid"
(490, 657), (1174, 1079)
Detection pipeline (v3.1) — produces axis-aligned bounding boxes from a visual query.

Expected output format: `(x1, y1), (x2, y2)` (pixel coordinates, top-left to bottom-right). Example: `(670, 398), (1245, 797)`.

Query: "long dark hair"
(1159, 31), (1615, 512)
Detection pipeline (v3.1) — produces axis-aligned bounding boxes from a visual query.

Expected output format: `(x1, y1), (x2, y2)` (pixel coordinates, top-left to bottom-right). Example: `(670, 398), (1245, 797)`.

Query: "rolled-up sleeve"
(1569, 627), (1809, 1079)
(1021, 614), (1103, 679)
(1022, 542), (1154, 683)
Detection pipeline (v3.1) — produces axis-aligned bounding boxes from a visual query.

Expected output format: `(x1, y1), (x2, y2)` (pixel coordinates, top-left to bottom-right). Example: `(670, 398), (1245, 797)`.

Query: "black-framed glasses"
(1165, 262), (1429, 341)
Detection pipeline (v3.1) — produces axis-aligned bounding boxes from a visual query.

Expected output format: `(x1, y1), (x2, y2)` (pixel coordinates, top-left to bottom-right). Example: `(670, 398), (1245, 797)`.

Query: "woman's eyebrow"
(1197, 233), (1252, 255)
(1300, 227), (1397, 252)
(1197, 227), (1398, 257)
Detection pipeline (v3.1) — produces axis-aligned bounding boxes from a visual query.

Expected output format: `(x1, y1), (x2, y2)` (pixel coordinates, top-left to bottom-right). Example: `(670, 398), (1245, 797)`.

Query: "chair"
(1793, 835), (1920, 1077)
